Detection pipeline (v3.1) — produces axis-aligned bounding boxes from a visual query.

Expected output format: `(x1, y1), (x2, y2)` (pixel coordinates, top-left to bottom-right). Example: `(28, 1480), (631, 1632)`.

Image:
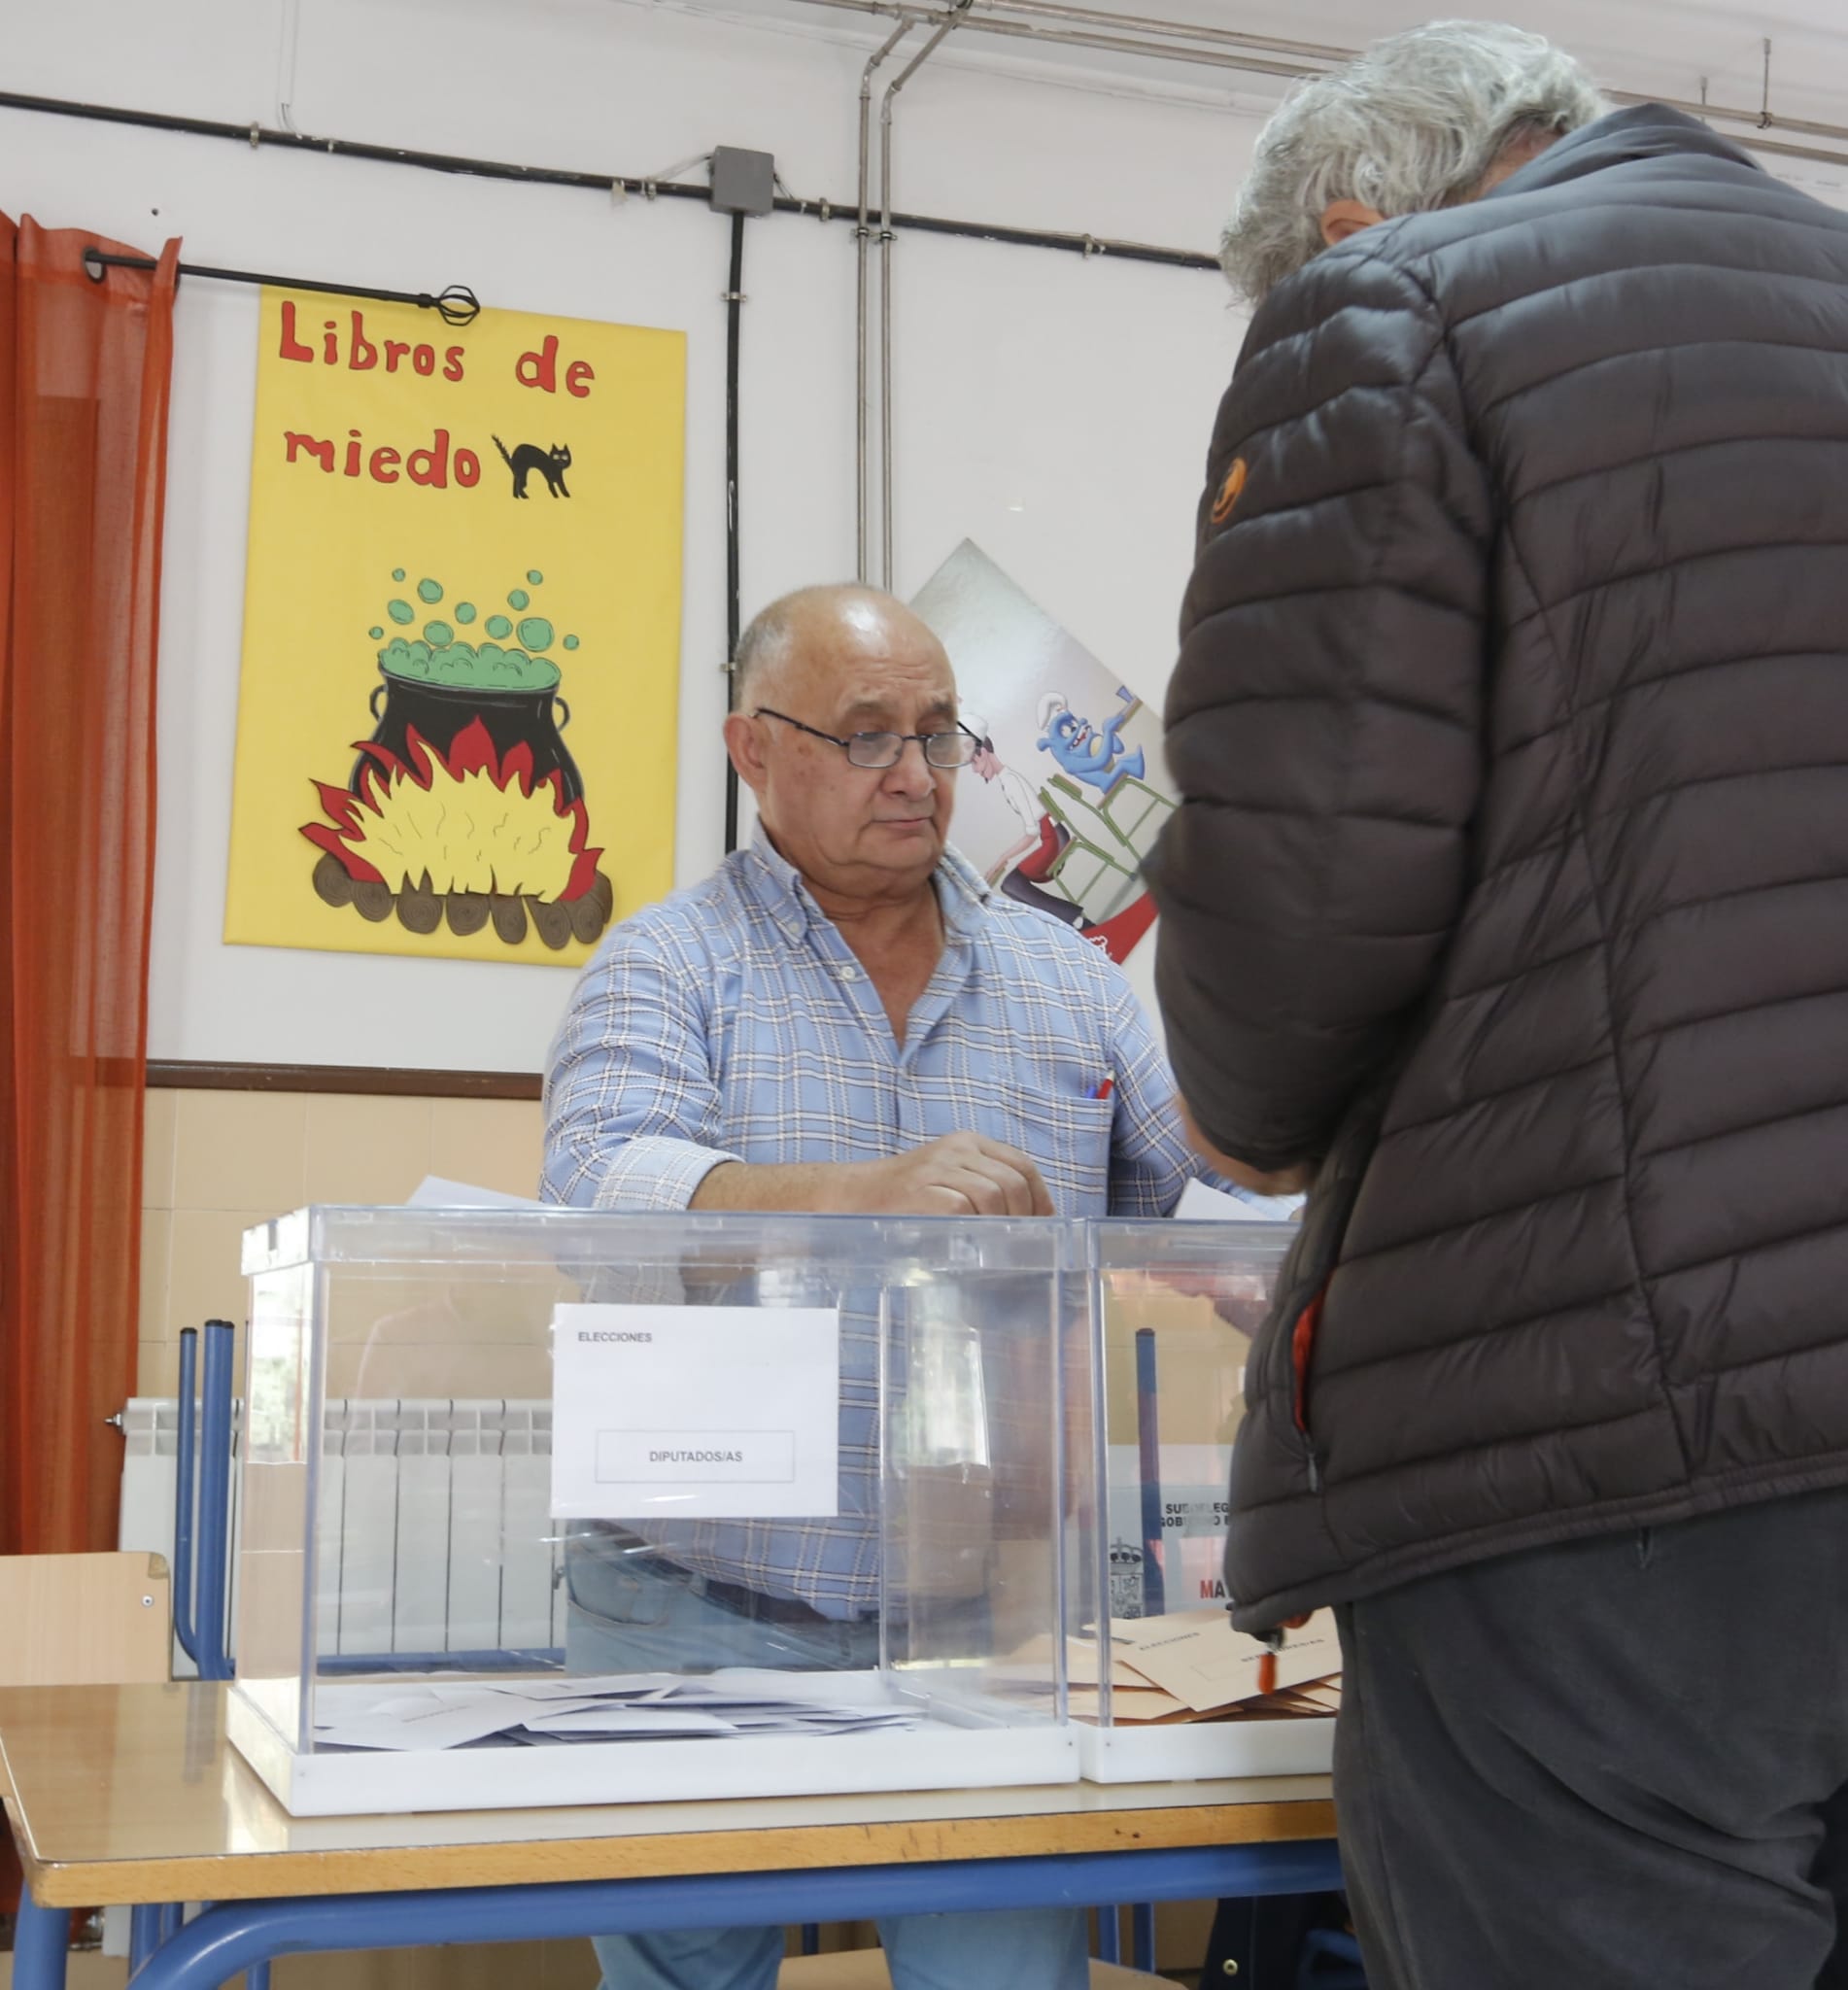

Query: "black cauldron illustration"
(352, 667), (583, 806)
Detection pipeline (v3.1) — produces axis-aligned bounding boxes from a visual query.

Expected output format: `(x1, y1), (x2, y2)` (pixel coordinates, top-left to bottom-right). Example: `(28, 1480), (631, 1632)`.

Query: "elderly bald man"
(543, 583), (1202, 1990)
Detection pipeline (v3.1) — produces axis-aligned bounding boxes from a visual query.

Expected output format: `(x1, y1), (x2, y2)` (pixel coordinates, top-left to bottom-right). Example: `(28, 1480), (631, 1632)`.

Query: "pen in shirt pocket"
(1090, 1071), (1115, 1102)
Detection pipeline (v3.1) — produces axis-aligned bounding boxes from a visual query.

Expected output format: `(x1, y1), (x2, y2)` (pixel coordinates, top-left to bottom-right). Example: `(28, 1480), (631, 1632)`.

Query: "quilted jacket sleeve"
(1147, 243), (1493, 1173)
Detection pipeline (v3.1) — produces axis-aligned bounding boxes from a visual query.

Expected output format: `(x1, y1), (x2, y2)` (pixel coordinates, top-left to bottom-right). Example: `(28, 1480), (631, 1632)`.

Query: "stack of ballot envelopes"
(1005, 1608), (1340, 1782)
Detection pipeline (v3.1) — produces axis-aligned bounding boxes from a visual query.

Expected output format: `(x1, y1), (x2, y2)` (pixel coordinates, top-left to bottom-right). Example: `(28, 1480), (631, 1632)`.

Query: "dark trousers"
(1334, 1486), (1848, 1989)
(1201, 1893), (1367, 1988)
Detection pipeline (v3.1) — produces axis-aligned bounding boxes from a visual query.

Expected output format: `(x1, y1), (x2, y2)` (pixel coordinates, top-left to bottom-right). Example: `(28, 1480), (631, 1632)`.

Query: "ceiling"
(667, 0), (1848, 156)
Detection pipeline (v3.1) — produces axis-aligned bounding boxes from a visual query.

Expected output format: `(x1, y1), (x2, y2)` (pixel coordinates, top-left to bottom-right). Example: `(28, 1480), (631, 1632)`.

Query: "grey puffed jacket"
(1147, 106), (1848, 1631)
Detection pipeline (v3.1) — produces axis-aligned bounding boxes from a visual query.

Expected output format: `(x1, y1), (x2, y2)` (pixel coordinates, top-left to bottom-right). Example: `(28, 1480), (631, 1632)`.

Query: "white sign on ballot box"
(550, 1303), (841, 1520)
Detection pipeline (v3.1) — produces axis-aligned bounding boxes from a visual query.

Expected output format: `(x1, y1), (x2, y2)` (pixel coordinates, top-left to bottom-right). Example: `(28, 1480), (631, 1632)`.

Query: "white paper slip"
(1175, 1179), (1306, 1224)
(314, 1692), (542, 1753)
(551, 1304), (841, 1521)
(312, 1671), (924, 1749)
(699, 1667), (895, 1704)
(475, 1672), (683, 1702)
(405, 1175), (545, 1211)
(311, 1681), (494, 1721)
(522, 1707), (737, 1736)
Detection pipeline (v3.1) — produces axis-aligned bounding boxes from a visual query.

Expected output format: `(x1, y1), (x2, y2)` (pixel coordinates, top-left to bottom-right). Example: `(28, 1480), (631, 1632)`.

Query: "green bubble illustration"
(376, 631), (558, 691)
(372, 573), (569, 691)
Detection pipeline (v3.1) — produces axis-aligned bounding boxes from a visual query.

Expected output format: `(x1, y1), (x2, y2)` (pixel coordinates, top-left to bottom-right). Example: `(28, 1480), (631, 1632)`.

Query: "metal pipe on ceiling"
(877, 2), (973, 590)
(1606, 87), (1848, 147)
(856, 21), (915, 582)
(795, 0), (1326, 83)
(914, 14), (1318, 82)
(964, 0), (1346, 63)
(786, 0), (1848, 166)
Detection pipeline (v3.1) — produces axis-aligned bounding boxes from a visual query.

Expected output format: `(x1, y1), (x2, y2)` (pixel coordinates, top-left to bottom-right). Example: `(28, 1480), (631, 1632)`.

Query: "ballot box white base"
(228, 1680), (1079, 1817)
(1077, 1714), (1335, 1783)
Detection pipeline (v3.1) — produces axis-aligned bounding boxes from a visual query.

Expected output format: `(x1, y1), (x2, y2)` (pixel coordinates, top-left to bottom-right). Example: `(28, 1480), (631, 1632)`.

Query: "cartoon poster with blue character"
(909, 540), (1176, 973)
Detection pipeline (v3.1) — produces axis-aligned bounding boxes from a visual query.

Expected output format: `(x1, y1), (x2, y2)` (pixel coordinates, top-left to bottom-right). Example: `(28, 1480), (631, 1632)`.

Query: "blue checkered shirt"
(542, 830), (1201, 1617)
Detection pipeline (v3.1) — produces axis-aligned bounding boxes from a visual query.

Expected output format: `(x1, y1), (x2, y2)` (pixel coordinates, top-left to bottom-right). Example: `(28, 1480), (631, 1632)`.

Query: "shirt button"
(840, 965), (859, 979)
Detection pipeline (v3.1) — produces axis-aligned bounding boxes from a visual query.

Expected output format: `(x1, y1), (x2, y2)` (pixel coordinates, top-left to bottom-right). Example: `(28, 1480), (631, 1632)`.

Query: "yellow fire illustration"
(358, 757), (581, 900)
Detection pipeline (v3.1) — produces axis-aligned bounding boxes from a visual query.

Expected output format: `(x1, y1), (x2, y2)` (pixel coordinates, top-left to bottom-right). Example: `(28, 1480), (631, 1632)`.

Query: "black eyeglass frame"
(752, 706), (980, 770)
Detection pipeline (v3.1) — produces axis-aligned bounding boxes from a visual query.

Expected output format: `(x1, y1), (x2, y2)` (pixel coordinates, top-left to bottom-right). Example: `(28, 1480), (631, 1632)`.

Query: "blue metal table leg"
(129, 1903), (162, 1972)
(13, 1886), (71, 1990)
(195, 1320), (236, 1683)
(245, 1960), (272, 1990)
(172, 1328), (200, 1669)
(1130, 1901), (1156, 1973)
(799, 1924), (820, 1955)
(124, 1844), (1345, 1990)
(157, 1902), (184, 1943)
(1133, 1329), (1166, 1617)
(1095, 1903), (1122, 1963)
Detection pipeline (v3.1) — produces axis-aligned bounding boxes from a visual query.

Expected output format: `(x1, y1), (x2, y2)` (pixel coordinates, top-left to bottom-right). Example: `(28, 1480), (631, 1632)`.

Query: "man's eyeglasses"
(753, 707), (980, 770)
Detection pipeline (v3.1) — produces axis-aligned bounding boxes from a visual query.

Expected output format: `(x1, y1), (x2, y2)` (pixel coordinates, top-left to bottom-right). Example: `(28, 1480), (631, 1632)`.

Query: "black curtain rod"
(4, 89), (1218, 275)
(83, 248), (481, 323)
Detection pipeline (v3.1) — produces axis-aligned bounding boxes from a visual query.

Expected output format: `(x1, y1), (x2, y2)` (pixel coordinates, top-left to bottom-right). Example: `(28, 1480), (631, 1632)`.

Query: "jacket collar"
(1489, 102), (1761, 201)
(742, 825), (991, 947)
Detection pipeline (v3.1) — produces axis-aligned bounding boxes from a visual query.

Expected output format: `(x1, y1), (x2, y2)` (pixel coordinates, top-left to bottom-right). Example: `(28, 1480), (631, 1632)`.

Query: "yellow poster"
(225, 289), (685, 964)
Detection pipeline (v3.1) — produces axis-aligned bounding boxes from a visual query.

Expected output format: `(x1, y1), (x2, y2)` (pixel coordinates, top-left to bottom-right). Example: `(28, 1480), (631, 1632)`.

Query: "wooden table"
(1, 1684), (1340, 1990)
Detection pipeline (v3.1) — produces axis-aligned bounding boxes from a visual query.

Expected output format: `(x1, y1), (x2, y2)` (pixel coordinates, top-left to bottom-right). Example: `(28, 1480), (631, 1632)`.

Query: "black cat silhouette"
(492, 436), (572, 499)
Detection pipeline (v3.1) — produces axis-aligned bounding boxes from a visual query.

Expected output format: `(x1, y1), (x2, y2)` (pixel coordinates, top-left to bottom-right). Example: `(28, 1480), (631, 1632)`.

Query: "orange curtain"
(0, 217), (178, 1555)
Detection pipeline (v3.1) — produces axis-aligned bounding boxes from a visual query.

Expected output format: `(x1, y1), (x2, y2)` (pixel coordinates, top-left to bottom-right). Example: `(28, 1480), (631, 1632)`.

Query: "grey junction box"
(709, 146), (775, 217)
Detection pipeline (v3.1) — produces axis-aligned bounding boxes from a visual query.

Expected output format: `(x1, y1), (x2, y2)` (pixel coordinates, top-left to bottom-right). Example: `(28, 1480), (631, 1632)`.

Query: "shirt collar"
(742, 825), (991, 945)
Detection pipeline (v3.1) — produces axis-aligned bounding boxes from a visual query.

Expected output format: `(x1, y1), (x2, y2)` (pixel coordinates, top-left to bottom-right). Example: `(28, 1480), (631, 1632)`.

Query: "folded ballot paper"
(313, 1669), (922, 1752)
(1006, 1609), (1340, 1726)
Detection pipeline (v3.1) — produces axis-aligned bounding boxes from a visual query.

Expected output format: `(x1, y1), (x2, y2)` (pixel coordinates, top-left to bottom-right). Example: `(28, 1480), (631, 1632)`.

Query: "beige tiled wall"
(136, 1087), (544, 1395)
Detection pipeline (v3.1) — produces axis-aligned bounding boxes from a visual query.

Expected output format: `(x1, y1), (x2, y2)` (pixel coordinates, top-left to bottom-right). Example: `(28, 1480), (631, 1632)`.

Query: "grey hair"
(1221, 20), (1607, 306)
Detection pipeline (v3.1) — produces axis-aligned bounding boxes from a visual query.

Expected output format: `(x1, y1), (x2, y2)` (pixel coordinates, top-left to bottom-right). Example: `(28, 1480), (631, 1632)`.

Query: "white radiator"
(118, 1396), (565, 1671)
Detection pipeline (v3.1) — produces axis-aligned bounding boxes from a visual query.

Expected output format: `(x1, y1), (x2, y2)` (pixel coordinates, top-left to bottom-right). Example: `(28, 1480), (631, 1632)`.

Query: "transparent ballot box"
(229, 1206), (1077, 1816)
(1066, 1220), (1337, 1784)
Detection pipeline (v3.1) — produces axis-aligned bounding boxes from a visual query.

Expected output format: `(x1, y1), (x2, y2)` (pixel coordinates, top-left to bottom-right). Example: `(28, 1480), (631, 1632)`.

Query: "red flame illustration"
(301, 717), (603, 902)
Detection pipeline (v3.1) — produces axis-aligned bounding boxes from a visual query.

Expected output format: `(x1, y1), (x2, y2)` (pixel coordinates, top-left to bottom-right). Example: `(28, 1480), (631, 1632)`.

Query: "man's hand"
(847, 1132), (1054, 1218)
(690, 1135), (1054, 1216)
(1180, 1099), (1316, 1198)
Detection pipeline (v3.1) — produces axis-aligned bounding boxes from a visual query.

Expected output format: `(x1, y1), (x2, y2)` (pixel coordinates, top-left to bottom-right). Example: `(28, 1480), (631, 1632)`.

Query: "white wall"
(3, 0), (1260, 1070)
(9, 0), (1843, 1072)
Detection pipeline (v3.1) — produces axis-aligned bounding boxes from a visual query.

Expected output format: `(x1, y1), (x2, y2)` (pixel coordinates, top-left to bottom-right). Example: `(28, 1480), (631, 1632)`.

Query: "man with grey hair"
(1148, 19), (1848, 1988)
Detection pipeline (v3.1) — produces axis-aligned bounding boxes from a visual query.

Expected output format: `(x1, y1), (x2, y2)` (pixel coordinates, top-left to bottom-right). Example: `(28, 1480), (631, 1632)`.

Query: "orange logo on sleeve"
(1210, 456), (1248, 526)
